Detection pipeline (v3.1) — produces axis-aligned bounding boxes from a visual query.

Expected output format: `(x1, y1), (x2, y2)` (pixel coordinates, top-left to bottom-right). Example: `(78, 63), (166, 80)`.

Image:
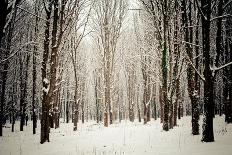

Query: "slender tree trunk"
(162, 0), (169, 131)
(159, 86), (163, 123)
(137, 86), (141, 122)
(32, 34), (37, 134)
(66, 91), (69, 123)
(103, 6), (110, 127)
(173, 5), (180, 127)
(32, 0), (39, 134)
(143, 76), (148, 124)
(95, 77), (100, 123)
(0, 54), (8, 137)
(81, 100), (84, 124)
(193, 3), (200, 135)
(147, 77), (151, 122)
(11, 74), (16, 132)
(153, 84), (157, 120)
(20, 52), (30, 131)
(73, 78), (79, 130)
(168, 26), (174, 129)
(19, 56), (24, 131)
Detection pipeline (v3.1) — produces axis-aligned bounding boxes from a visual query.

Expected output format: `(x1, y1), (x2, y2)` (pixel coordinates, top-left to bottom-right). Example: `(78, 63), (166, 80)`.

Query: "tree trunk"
(0, 1), (8, 45)
(162, 0), (169, 131)
(32, 32), (37, 134)
(201, 0), (214, 142)
(20, 52), (30, 131)
(19, 56), (24, 131)
(143, 78), (147, 124)
(73, 85), (79, 131)
(136, 86), (141, 122)
(0, 3), (18, 137)
(66, 92), (69, 123)
(193, 3), (201, 135)
(0, 56), (8, 137)
(81, 100), (85, 124)
(40, 0), (52, 144)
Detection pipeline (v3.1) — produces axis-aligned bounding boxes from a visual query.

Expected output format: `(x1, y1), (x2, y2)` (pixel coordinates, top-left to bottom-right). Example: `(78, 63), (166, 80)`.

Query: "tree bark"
(0, 2), (18, 137)
(41, 0), (52, 144)
(162, 0), (169, 131)
(201, 0), (214, 142)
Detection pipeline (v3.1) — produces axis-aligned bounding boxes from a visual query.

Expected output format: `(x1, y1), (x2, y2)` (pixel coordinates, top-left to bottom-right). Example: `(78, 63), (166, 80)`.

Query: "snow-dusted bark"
(41, 0), (52, 144)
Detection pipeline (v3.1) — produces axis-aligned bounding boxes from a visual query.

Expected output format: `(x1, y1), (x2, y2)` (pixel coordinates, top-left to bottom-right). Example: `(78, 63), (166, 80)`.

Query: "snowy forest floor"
(1, 116), (232, 155)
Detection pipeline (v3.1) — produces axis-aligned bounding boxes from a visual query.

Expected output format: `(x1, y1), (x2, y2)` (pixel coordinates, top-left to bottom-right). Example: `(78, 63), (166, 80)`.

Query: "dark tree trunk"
(228, 40), (232, 123)
(73, 89), (79, 131)
(11, 76), (16, 133)
(173, 1), (180, 127)
(48, 0), (59, 129)
(66, 99), (69, 123)
(182, 0), (199, 135)
(109, 104), (113, 124)
(175, 78), (180, 123)
(40, 0), (52, 144)
(11, 115), (15, 132)
(0, 2), (18, 137)
(147, 102), (151, 122)
(0, 1), (8, 45)
(162, 0), (169, 131)
(20, 53), (30, 131)
(159, 86), (164, 123)
(32, 30), (37, 134)
(19, 56), (24, 131)
(0, 0), (22, 43)
(168, 27), (173, 129)
(32, 0), (39, 135)
(81, 101), (84, 124)
(201, 0), (214, 142)
(0, 60), (8, 136)
(224, 0), (232, 124)
(212, 0), (224, 119)
(193, 2), (200, 135)
(153, 97), (157, 120)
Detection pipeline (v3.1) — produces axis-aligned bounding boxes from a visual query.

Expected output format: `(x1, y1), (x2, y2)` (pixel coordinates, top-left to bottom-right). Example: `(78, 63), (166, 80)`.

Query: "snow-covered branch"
(184, 54), (205, 82)
(182, 41), (203, 48)
(211, 61), (232, 71)
(223, 0), (232, 10)
(210, 14), (232, 22)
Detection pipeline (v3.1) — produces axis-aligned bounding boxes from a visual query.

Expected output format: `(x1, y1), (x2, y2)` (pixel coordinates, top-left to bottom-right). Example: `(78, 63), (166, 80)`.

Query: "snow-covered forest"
(0, 0), (232, 154)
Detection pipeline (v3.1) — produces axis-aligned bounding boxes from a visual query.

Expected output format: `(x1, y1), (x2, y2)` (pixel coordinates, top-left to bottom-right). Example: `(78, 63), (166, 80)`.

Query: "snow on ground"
(1, 116), (232, 155)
